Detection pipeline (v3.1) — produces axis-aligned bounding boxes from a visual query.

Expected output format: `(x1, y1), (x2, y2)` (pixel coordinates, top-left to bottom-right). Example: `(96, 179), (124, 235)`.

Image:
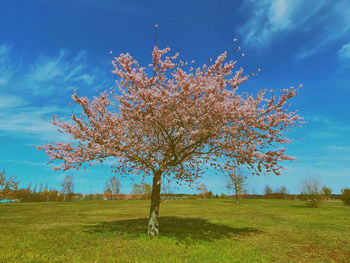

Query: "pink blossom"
(38, 43), (302, 180)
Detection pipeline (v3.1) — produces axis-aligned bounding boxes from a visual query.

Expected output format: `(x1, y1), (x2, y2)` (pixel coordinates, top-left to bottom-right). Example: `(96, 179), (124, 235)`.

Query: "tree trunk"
(148, 170), (162, 236)
(234, 184), (239, 203)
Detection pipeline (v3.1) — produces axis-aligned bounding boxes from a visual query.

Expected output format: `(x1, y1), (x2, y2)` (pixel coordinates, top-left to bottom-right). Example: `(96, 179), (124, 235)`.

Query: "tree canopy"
(38, 45), (301, 182)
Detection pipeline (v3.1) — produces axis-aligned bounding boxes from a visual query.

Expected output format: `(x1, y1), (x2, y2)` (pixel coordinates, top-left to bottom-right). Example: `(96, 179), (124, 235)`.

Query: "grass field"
(0, 199), (349, 263)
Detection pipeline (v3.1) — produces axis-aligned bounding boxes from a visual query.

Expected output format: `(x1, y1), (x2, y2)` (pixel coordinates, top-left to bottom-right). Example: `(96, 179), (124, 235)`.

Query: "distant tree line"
(0, 171), (75, 202)
(1, 169), (349, 206)
(262, 175), (349, 208)
(263, 185), (289, 200)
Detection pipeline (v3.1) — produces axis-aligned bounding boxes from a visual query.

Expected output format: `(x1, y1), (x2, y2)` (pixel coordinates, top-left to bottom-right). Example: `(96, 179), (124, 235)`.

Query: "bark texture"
(148, 171), (162, 236)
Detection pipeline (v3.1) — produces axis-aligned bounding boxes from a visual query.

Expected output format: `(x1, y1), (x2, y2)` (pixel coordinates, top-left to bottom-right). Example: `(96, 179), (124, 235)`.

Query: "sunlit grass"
(0, 199), (349, 262)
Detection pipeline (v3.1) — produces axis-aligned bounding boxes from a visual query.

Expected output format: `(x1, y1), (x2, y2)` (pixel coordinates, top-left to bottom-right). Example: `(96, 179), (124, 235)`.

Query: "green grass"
(0, 199), (349, 262)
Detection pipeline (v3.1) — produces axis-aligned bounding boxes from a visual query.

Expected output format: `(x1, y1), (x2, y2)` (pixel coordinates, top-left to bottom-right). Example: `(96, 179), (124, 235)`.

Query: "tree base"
(148, 210), (159, 236)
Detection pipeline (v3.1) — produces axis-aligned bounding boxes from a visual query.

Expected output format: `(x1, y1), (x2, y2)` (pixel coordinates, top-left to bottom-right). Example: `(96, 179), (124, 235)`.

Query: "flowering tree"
(38, 29), (301, 235)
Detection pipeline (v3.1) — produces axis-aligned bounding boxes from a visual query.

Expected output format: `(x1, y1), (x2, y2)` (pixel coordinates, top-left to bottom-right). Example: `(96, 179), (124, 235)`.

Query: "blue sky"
(0, 0), (349, 195)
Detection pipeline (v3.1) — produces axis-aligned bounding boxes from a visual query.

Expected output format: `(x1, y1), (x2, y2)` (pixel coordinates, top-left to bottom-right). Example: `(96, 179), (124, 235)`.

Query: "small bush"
(322, 186), (332, 200)
(341, 188), (350, 205)
(300, 175), (325, 208)
(220, 193), (228, 199)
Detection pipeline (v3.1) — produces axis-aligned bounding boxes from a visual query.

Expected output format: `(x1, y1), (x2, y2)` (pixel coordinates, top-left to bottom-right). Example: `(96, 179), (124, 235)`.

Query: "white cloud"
(0, 105), (70, 141)
(2, 159), (47, 167)
(294, 0), (350, 60)
(0, 44), (10, 55)
(0, 44), (16, 88)
(338, 42), (350, 59)
(0, 44), (113, 141)
(240, 0), (350, 60)
(0, 94), (26, 108)
(307, 115), (330, 125)
(1, 44), (111, 98)
(26, 49), (104, 95)
(240, 0), (315, 45)
(327, 145), (350, 152)
(29, 50), (66, 82)
(305, 124), (350, 139)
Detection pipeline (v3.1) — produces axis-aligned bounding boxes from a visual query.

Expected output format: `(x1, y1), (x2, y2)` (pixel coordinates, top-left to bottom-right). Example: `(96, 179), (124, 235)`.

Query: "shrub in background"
(300, 175), (325, 208)
(264, 185), (273, 199)
(322, 186), (332, 200)
(220, 193), (228, 199)
(341, 188), (350, 205)
(0, 169), (19, 199)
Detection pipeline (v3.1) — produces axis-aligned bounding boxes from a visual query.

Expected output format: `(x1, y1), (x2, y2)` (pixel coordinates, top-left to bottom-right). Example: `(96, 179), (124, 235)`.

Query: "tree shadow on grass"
(84, 216), (261, 242)
(290, 205), (319, 209)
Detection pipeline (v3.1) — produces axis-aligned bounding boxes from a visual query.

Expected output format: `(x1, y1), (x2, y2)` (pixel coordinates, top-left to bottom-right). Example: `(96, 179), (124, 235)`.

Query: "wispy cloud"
(304, 122), (350, 139)
(0, 44), (113, 141)
(240, 0), (350, 60)
(25, 49), (106, 95)
(338, 42), (350, 59)
(327, 145), (350, 152)
(0, 44), (17, 87)
(295, 1), (350, 60)
(301, 115), (350, 139)
(240, 0), (322, 45)
(2, 159), (47, 167)
(0, 44), (111, 97)
(0, 105), (69, 141)
(306, 115), (330, 125)
(0, 94), (26, 108)
(293, 0), (350, 60)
